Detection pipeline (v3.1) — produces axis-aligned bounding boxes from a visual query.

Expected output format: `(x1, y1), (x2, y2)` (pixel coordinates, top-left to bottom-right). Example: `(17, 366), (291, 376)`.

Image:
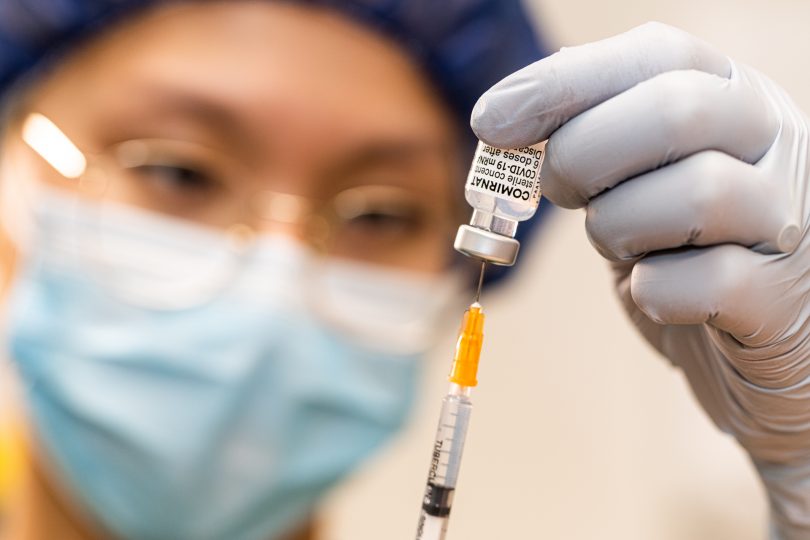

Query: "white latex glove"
(471, 22), (810, 540)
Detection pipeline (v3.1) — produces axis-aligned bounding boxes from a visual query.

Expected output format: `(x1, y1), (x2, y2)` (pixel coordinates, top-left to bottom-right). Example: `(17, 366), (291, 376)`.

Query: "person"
(0, 3), (809, 540)
(0, 1), (545, 539)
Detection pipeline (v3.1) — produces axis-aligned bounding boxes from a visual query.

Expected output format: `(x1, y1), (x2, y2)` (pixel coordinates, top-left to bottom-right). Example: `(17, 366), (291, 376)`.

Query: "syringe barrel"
(415, 391), (473, 540)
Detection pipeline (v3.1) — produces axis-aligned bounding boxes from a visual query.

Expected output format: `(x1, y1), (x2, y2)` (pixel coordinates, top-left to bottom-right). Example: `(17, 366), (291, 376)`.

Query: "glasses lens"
(311, 185), (457, 270)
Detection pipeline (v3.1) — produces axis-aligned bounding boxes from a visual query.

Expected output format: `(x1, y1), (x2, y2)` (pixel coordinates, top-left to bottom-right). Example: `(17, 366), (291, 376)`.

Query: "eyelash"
(132, 164), (218, 192)
(343, 206), (426, 233)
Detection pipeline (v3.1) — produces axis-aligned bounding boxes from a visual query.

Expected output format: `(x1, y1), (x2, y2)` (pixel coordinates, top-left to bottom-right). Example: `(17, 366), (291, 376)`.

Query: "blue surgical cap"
(0, 0), (552, 282)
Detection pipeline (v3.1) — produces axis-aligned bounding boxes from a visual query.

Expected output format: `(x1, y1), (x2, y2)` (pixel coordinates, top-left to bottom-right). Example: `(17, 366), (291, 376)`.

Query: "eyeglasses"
(2, 113), (461, 309)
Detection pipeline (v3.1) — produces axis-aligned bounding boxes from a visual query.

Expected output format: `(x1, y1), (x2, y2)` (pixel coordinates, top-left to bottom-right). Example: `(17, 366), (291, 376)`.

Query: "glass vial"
(454, 141), (545, 266)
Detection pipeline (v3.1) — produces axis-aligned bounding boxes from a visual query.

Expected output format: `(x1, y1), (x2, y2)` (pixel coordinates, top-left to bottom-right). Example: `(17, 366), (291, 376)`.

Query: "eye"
(131, 164), (218, 193)
(113, 140), (227, 197)
(333, 186), (428, 237)
(325, 185), (452, 266)
(117, 163), (229, 221)
(344, 208), (424, 234)
(107, 140), (239, 225)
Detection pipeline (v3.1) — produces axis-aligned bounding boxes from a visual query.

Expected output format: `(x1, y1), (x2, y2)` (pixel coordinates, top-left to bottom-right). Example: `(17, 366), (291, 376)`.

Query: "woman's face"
(3, 0), (461, 277)
(0, 4), (464, 537)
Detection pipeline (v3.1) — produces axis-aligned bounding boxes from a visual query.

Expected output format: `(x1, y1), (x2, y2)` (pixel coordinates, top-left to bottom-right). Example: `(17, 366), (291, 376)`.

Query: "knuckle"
(684, 151), (731, 220)
(628, 261), (666, 323)
(637, 21), (672, 33)
(584, 203), (617, 259)
(635, 21), (680, 43)
(653, 72), (713, 143)
(644, 22), (704, 67)
(585, 198), (631, 261)
(541, 134), (585, 209)
(709, 245), (753, 307)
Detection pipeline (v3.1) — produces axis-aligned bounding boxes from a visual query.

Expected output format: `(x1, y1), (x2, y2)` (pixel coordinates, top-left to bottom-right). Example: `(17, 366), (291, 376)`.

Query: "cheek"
(417, 236), (456, 273)
(392, 232), (456, 274)
(407, 203), (466, 275)
(406, 183), (468, 274)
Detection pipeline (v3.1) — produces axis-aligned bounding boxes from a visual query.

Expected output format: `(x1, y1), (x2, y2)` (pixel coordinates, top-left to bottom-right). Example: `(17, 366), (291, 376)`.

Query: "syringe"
(415, 263), (486, 540)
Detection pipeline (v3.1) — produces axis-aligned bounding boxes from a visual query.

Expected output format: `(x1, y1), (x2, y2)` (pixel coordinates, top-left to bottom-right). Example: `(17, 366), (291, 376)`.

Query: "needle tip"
(474, 260), (486, 303)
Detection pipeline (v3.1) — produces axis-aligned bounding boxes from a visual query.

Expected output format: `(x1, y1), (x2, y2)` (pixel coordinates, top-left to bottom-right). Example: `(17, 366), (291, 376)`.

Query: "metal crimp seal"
(453, 224), (520, 266)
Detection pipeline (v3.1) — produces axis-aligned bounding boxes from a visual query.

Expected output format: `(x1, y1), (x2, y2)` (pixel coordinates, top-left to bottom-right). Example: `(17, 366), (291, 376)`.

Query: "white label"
(465, 141), (544, 205)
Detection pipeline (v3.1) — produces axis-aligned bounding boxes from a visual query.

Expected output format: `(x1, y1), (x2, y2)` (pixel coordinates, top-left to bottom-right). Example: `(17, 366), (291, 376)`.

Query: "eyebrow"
(143, 89), (251, 147)
(134, 85), (457, 180)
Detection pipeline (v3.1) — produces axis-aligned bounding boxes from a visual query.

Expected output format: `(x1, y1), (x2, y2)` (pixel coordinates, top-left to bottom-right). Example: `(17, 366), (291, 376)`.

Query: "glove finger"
(629, 245), (777, 342)
(542, 66), (779, 209)
(585, 151), (799, 260)
(471, 22), (730, 148)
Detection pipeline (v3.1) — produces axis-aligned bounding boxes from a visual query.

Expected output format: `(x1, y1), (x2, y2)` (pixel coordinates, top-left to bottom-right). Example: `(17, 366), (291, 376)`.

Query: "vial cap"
(454, 225), (520, 266)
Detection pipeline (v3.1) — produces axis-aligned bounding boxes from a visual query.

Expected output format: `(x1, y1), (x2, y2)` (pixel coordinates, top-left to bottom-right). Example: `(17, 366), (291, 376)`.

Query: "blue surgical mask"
(5, 190), (459, 540)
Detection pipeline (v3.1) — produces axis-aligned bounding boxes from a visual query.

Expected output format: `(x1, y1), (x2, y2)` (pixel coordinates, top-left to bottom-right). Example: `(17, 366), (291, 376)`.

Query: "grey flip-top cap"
(454, 225), (520, 266)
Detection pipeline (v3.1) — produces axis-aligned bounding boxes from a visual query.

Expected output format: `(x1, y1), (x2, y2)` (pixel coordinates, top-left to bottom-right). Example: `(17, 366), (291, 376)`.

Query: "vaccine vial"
(454, 141), (545, 266)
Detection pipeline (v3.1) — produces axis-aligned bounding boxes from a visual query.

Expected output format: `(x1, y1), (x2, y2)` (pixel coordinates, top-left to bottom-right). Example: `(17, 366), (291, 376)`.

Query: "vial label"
(465, 141), (544, 206)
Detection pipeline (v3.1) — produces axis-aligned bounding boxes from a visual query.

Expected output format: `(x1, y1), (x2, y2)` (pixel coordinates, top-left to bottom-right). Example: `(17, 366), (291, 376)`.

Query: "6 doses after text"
(466, 144), (543, 203)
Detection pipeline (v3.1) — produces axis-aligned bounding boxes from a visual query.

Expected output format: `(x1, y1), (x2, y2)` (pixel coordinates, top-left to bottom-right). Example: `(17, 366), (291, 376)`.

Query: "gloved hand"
(471, 22), (810, 540)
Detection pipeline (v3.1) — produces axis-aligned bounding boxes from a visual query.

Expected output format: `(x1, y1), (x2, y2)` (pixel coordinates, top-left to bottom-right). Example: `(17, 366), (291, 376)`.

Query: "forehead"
(27, 1), (456, 164)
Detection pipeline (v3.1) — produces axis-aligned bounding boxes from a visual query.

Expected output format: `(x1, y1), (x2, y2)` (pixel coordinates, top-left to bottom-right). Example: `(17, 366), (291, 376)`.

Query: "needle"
(474, 260), (486, 304)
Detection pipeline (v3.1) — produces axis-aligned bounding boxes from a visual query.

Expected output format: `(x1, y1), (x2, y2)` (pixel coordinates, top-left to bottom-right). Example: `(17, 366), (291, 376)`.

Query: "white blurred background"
(322, 1), (810, 538)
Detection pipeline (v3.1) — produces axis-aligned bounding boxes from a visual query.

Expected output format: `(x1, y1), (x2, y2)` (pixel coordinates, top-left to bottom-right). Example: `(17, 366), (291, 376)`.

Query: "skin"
(0, 1), (463, 539)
